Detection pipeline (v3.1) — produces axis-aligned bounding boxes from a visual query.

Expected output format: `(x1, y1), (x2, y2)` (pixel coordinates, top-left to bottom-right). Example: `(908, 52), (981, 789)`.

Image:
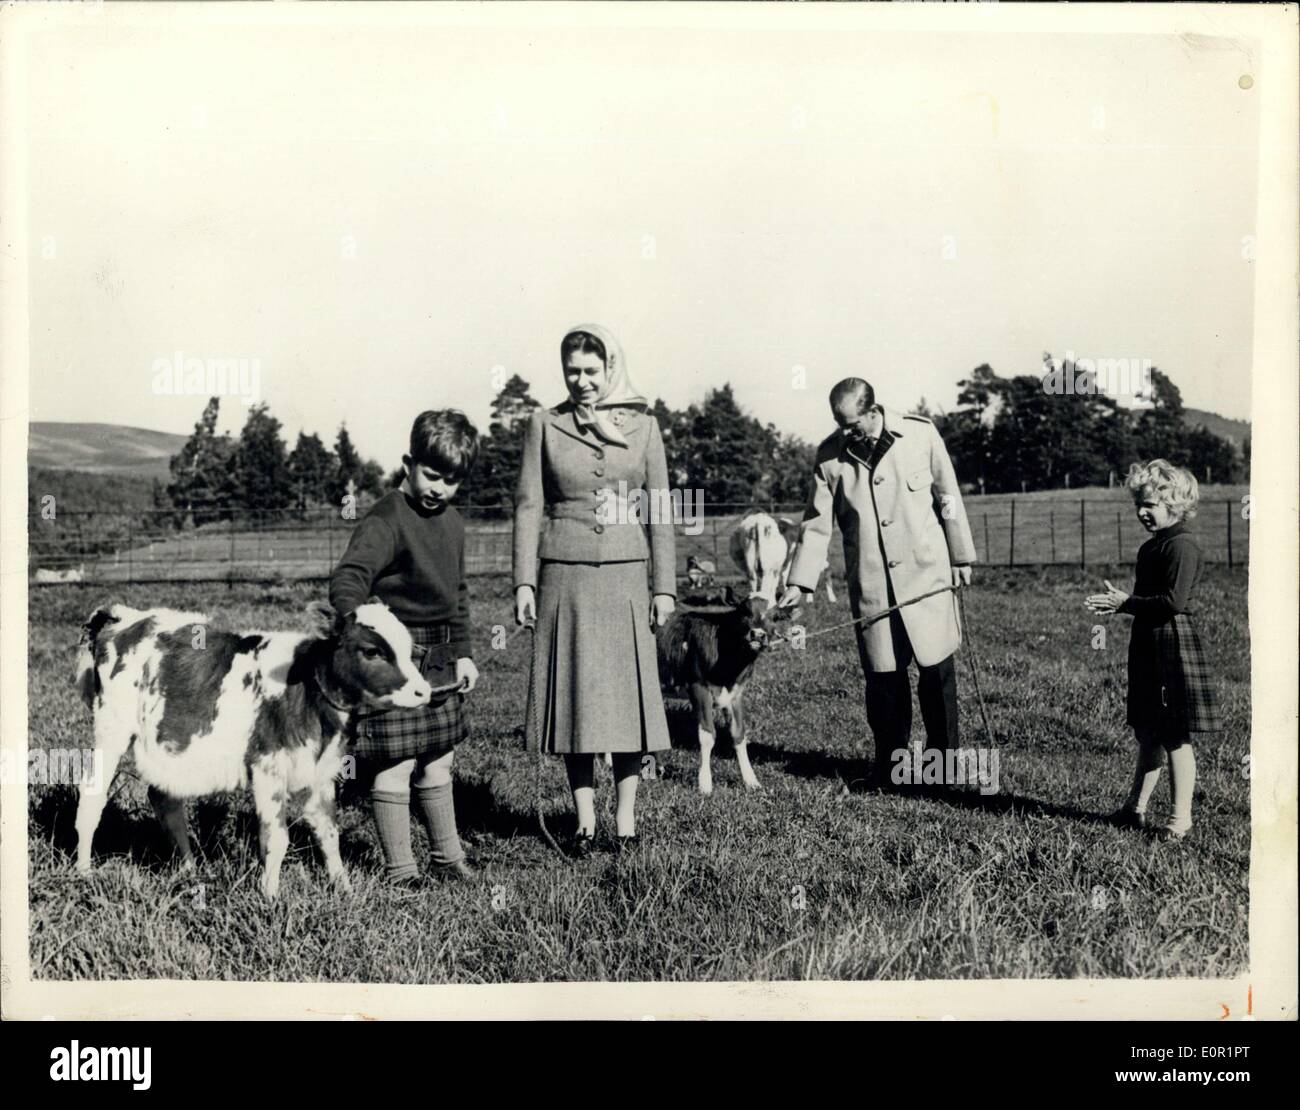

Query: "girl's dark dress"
(1118, 521), (1223, 738)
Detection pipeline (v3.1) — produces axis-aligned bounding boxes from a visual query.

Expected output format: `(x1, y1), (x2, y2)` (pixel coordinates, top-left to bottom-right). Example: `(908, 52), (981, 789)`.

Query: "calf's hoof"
(742, 777), (763, 791)
(697, 776), (714, 797)
(259, 873), (281, 900)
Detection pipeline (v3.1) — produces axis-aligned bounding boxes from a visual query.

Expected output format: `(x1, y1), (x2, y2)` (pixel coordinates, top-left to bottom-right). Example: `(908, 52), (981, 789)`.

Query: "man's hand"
(1085, 579), (1129, 615)
(951, 565), (972, 589)
(651, 594), (676, 628)
(455, 657), (479, 693)
(777, 585), (808, 610)
(514, 585), (536, 626)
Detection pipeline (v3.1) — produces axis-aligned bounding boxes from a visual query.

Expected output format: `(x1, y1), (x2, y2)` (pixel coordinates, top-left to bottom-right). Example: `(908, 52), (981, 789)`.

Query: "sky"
(26, 19), (1261, 467)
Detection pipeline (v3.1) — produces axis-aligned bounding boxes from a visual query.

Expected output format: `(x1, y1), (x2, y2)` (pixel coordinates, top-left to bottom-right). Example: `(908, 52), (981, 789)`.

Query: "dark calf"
(655, 595), (772, 794)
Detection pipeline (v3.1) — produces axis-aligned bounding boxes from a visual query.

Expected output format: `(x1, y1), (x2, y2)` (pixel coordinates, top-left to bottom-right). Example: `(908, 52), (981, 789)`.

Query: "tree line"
(146, 359), (1248, 526)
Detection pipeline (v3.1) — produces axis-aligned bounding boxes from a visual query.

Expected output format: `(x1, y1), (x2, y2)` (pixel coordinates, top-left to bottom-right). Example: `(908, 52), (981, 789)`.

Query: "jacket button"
(594, 467), (604, 476)
(594, 449), (605, 460)
(888, 560), (901, 568)
(594, 524), (605, 534)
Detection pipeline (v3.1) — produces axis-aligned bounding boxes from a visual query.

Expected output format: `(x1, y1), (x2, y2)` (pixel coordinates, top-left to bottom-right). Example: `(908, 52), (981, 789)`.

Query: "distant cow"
(35, 566), (85, 583)
(655, 596), (773, 795)
(730, 512), (835, 607)
(75, 599), (431, 897)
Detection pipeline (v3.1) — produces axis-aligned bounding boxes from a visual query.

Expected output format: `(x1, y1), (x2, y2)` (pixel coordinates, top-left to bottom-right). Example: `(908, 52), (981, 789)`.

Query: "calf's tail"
(76, 605), (121, 709)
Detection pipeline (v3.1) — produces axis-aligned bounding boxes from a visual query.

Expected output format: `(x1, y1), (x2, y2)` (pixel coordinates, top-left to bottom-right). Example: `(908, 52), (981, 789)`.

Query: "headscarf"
(561, 323), (649, 448)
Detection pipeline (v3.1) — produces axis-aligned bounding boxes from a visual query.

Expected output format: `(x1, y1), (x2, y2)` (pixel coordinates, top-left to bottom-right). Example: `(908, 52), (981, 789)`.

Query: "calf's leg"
(148, 786), (195, 870)
(690, 685), (716, 796)
(302, 783), (350, 892)
(250, 762), (289, 899)
(75, 716), (135, 873)
(730, 697), (762, 791)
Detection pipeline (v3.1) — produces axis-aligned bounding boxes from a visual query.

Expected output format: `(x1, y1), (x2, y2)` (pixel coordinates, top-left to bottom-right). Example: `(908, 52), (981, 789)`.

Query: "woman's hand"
(1085, 579), (1129, 614)
(455, 657), (479, 693)
(515, 585), (536, 627)
(651, 594), (676, 628)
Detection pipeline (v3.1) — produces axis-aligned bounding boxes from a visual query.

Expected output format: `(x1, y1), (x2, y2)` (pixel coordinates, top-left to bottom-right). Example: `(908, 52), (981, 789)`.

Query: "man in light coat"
(778, 378), (976, 787)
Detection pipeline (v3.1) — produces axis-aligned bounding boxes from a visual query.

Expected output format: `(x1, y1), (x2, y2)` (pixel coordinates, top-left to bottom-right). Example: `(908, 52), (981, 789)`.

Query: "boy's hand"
(515, 585), (536, 627)
(651, 594), (675, 628)
(455, 657), (479, 693)
(1085, 580), (1129, 614)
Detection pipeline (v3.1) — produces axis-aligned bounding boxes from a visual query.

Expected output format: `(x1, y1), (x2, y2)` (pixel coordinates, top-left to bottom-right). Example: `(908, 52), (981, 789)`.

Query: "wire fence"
(28, 497), (1249, 585)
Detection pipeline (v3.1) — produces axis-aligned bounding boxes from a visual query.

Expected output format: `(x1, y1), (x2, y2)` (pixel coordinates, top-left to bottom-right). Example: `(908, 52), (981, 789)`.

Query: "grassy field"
(27, 567), (1250, 982)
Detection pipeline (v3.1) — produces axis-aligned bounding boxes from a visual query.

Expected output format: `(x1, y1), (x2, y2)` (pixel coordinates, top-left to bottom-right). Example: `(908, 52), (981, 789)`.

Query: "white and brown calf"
(75, 600), (431, 898)
(655, 597), (773, 795)
(730, 511), (835, 608)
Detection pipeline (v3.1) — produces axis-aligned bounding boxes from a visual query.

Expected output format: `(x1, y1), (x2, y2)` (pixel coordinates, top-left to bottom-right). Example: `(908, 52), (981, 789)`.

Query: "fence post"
(228, 511), (237, 589)
(1049, 509), (1056, 563)
(1008, 499), (1016, 568)
(1226, 499), (1233, 568)
(127, 516), (133, 586)
(1079, 499), (1086, 569)
(1116, 511), (1122, 561)
(983, 514), (990, 565)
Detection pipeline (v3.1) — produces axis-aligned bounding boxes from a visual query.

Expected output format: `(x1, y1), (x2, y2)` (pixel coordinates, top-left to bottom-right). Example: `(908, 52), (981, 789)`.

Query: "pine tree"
(287, 431), (335, 513)
(166, 397), (238, 525)
(236, 403), (294, 517)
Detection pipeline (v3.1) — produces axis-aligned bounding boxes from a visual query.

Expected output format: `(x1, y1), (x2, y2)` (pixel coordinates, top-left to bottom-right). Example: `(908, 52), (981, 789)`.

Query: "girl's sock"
(611, 753), (641, 837)
(1126, 746), (1164, 815)
(370, 788), (418, 881)
(414, 782), (465, 867)
(1166, 744), (1196, 833)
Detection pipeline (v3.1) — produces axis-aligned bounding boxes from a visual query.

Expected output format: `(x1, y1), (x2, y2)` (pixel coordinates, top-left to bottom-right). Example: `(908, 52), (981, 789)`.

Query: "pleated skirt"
(525, 560), (672, 755)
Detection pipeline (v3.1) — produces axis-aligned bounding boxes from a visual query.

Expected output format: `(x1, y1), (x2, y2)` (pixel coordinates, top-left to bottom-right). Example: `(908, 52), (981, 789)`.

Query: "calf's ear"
(306, 601), (340, 638)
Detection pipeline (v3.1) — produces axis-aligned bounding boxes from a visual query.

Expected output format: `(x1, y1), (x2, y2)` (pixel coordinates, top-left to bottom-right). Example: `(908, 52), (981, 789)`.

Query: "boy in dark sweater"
(330, 410), (480, 883)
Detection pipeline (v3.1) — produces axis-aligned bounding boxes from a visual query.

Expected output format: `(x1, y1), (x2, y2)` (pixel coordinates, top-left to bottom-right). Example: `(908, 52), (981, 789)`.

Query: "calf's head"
(308, 601), (432, 710)
(730, 595), (774, 654)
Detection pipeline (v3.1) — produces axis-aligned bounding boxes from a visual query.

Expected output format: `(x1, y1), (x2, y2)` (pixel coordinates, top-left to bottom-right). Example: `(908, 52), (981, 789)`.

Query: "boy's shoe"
(433, 857), (478, 882)
(1110, 806), (1147, 830)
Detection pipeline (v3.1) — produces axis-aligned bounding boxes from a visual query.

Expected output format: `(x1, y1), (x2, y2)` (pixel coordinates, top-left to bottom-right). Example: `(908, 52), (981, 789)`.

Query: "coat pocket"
(906, 467), (933, 492)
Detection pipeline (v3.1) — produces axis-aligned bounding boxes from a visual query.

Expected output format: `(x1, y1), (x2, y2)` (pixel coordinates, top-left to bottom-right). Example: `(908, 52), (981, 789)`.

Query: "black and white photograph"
(1, 0), (1295, 1023)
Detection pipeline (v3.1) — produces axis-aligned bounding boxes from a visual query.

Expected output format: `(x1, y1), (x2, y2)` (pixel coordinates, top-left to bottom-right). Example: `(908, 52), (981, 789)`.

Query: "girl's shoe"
(1110, 806), (1147, 830)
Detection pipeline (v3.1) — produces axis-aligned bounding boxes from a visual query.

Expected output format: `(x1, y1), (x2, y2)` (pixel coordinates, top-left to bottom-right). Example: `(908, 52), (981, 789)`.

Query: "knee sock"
(370, 789), (417, 881)
(413, 782), (465, 867)
(1166, 745), (1196, 832)
(611, 753), (641, 837)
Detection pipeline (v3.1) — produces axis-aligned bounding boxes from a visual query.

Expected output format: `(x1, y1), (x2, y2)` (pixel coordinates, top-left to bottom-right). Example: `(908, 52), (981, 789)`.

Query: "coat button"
(594, 449), (605, 460)
(594, 467), (604, 476)
(594, 524), (605, 534)
(873, 476), (884, 485)
(888, 559), (901, 568)
(881, 519), (892, 527)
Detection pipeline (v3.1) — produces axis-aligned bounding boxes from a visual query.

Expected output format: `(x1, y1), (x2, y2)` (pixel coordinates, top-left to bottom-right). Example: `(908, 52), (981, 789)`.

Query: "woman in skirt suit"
(513, 324), (676, 855)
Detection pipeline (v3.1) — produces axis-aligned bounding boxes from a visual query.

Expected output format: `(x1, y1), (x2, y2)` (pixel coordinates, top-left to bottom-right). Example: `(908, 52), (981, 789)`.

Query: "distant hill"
(29, 422), (187, 478)
(1183, 408), (1250, 446)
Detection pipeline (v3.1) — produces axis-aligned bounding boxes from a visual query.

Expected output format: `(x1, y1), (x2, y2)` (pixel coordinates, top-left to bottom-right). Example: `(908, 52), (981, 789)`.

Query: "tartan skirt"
(350, 624), (467, 762)
(1127, 612), (1223, 736)
(525, 559), (672, 755)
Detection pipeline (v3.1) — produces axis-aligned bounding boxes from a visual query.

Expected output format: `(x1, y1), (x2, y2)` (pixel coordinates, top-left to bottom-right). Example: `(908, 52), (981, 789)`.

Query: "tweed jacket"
(786, 406), (977, 672)
(513, 402), (677, 597)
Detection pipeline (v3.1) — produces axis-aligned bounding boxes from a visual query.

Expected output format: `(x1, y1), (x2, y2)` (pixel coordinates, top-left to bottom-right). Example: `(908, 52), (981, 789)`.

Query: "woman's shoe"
(1158, 822), (1191, 842)
(570, 831), (595, 860)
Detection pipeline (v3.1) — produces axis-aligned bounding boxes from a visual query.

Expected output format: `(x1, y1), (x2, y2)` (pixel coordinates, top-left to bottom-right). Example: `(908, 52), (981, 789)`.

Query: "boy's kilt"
(351, 624), (467, 761)
(1127, 612), (1222, 735)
